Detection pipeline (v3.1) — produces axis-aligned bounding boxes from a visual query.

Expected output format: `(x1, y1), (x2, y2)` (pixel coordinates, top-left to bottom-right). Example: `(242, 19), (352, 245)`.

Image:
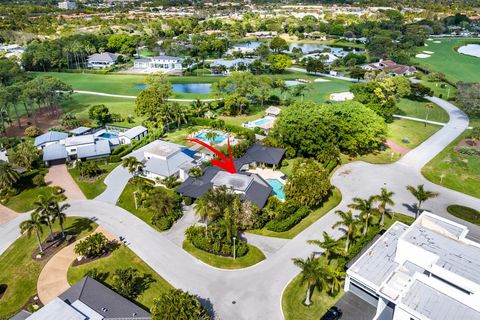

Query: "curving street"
(1, 96), (479, 319)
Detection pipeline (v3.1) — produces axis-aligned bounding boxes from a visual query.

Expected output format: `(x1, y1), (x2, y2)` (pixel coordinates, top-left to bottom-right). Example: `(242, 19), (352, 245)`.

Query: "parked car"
(321, 306), (342, 320)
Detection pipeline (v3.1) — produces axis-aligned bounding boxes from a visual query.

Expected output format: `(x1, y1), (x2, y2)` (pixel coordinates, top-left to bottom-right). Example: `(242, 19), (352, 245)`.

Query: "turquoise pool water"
(254, 117), (274, 126)
(134, 83), (212, 94)
(99, 132), (118, 139)
(267, 179), (285, 200)
(196, 131), (227, 144)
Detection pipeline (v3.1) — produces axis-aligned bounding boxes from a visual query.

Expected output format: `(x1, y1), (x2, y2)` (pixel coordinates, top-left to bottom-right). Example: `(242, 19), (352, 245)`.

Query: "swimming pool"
(195, 131), (227, 144)
(134, 83), (212, 94)
(245, 116), (275, 129)
(99, 132), (119, 139)
(267, 179), (285, 200)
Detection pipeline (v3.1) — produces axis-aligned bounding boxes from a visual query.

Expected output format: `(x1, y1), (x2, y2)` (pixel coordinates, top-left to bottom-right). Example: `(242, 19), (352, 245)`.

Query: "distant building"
(133, 56), (184, 73)
(345, 212), (480, 320)
(11, 276), (151, 320)
(87, 52), (121, 69)
(361, 59), (417, 76)
(58, 1), (77, 10)
(119, 126), (148, 145)
(210, 58), (256, 74)
(265, 106), (281, 117)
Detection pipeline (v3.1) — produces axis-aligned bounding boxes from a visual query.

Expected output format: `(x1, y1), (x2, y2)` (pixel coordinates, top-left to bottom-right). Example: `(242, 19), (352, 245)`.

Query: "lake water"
(135, 83), (212, 94)
(233, 41), (363, 55)
(458, 44), (480, 58)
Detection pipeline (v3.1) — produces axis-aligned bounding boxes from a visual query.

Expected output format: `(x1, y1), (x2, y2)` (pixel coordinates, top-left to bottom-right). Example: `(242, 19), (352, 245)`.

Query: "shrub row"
(265, 206), (311, 232)
(109, 138), (150, 162)
(185, 225), (248, 257)
(457, 146), (480, 156)
(190, 118), (255, 140)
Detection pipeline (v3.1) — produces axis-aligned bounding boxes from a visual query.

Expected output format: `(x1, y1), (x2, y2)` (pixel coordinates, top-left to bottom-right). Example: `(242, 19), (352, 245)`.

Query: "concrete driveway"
(45, 165), (86, 201)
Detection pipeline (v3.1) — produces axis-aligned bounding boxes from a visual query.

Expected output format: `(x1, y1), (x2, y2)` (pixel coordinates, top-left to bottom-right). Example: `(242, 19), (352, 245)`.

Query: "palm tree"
(424, 103), (434, 127)
(375, 188), (395, 226)
(51, 202), (70, 238)
(34, 195), (56, 241)
(333, 210), (357, 253)
(122, 157), (143, 176)
(20, 212), (44, 254)
(204, 130), (219, 143)
(0, 162), (20, 190)
(194, 197), (209, 225)
(292, 253), (326, 306)
(326, 265), (346, 296)
(348, 196), (379, 235)
(406, 185), (439, 218)
(307, 232), (342, 260)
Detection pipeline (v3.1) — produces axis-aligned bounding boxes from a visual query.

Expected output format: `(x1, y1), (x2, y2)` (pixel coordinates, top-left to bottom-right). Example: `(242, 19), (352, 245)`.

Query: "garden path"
(45, 165), (86, 201)
(36, 226), (115, 304)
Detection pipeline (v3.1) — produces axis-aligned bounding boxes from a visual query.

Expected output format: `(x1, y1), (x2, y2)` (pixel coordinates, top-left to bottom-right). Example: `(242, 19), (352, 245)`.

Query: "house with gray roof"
(12, 276), (151, 320)
(344, 212), (480, 320)
(133, 56), (184, 73)
(119, 126), (148, 145)
(87, 52), (121, 69)
(236, 143), (285, 171)
(210, 58), (256, 74)
(129, 140), (197, 183)
(34, 131), (68, 149)
(69, 126), (91, 136)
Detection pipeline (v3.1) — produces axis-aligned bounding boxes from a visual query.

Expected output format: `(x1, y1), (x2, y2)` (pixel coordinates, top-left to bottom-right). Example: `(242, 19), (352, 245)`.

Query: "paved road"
(73, 90), (221, 102)
(1, 95), (479, 319)
(287, 67), (366, 83)
(95, 165), (131, 204)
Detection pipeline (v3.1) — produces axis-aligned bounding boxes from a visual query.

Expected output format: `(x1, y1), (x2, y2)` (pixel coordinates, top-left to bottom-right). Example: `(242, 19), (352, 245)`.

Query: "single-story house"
(133, 56), (184, 72)
(129, 140), (197, 182)
(11, 276), (151, 320)
(236, 143), (285, 171)
(302, 52), (339, 64)
(87, 52), (121, 69)
(361, 59), (417, 76)
(119, 126), (148, 144)
(210, 58), (256, 74)
(34, 131), (68, 149)
(42, 143), (69, 166)
(176, 166), (272, 208)
(265, 106), (281, 117)
(69, 126), (91, 136)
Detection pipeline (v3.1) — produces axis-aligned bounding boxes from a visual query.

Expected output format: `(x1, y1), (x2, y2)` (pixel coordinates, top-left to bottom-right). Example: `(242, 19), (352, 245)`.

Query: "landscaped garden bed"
(68, 162), (119, 199)
(447, 205), (480, 226)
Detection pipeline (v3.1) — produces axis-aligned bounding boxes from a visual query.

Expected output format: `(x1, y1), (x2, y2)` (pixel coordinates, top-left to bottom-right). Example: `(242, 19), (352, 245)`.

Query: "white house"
(34, 131), (69, 149)
(119, 126), (148, 145)
(210, 58), (256, 74)
(133, 56), (184, 73)
(87, 52), (120, 69)
(58, 0), (77, 10)
(129, 140), (197, 183)
(345, 212), (480, 320)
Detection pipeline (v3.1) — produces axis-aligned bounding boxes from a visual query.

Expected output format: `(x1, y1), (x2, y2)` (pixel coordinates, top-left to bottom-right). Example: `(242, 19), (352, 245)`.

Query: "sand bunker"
(433, 41), (441, 43)
(314, 78), (330, 82)
(415, 53), (431, 58)
(330, 92), (354, 101)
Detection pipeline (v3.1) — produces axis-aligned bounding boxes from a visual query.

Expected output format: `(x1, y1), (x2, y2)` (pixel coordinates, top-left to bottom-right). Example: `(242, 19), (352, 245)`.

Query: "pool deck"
(247, 168), (285, 182)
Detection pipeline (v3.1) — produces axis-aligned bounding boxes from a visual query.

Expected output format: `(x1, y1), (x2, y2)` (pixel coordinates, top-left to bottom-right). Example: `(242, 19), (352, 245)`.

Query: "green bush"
(457, 147), (480, 156)
(32, 174), (45, 186)
(24, 126), (42, 137)
(183, 196), (193, 205)
(265, 206), (311, 232)
(185, 225), (249, 258)
(74, 233), (110, 258)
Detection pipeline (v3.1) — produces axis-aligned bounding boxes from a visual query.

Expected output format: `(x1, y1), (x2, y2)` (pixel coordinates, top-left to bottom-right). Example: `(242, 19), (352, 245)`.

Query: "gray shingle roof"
(42, 143), (68, 162)
(59, 276), (151, 319)
(76, 140), (111, 159)
(69, 127), (91, 136)
(121, 126), (147, 140)
(238, 143), (285, 167)
(152, 55), (183, 62)
(65, 135), (95, 147)
(34, 131), (68, 147)
(88, 52), (120, 63)
(143, 150), (194, 177)
(9, 310), (32, 320)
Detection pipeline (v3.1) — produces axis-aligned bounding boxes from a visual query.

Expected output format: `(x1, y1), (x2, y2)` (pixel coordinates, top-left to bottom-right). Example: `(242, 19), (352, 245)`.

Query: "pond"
(233, 41), (363, 55)
(458, 44), (480, 58)
(135, 83), (212, 94)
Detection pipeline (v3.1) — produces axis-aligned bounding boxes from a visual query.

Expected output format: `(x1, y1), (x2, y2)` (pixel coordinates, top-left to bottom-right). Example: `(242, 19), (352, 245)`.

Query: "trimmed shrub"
(24, 126), (42, 137)
(74, 233), (110, 258)
(32, 174), (45, 186)
(265, 206), (311, 232)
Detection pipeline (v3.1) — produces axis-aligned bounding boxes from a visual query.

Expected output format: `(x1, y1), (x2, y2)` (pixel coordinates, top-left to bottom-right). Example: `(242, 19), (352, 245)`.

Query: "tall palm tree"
(348, 196), (379, 235)
(307, 232), (342, 260)
(34, 195), (56, 241)
(333, 210), (357, 253)
(194, 197), (209, 225)
(375, 188), (395, 226)
(122, 157), (143, 176)
(326, 265), (346, 296)
(204, 130), (219, 143)
(51, 202), (70, 238)
(292, 253), (326, 306)
(406, 185), (439, 219)
(0, 162), (20, 190)
(20, 212), (44, 254)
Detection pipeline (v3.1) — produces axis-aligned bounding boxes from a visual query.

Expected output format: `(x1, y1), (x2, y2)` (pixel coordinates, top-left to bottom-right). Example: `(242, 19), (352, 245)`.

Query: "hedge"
(265, 206), (311, 232)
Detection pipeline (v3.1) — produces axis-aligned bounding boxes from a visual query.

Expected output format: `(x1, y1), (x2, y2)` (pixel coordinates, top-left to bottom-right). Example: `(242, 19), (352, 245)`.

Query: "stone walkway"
(0, 204), (18, 224)
(385, 139), (410, 156)
(45, 165), (86, 201)
(36, 226), (116, 304)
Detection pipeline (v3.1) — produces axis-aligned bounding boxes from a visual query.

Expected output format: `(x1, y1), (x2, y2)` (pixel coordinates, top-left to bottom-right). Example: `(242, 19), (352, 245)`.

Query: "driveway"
(0, 205), (18, 224)
(94, 165), (130, 204)
(45, 165), (86, 201)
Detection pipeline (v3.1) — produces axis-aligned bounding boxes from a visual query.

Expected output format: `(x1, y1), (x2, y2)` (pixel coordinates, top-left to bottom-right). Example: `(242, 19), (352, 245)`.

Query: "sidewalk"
(0, 204), (18, 224)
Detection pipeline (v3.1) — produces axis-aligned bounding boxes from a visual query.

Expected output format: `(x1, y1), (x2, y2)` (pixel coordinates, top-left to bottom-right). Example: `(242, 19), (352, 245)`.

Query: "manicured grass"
(248, 188), (342, 239)
(162, 126), (201, 146)
(67, 245), (173, 310)
(0, 217), (97, 319)
(447, 205), (480, 226)
(412, 38), (480, 83)
(220, 105), (270, 127)
(68, 163), (119, 199)
(422, 131), (480, 198)
(282, 275), (344, 320)
(287, 79), (352, 103)
(182, 240), (265, 269)
(388, 119), (441, 149)
(396, 98), (449, 123)
(4, 186), (64, 213)
(420, 77), (456, 99)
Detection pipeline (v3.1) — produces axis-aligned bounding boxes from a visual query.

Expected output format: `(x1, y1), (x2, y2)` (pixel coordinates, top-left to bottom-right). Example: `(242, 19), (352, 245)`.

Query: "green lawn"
(412, 38), (480, 83)
(0, 217), (97, 318)
(67, 245), (173, 310)
(68, 163), (119, 199)
(248, 188), (342, 239)
(4, 186), (65, 213)
(182, 240), (265, 269)
(447, 205), (480, 226)
(396, 98), (449, 123)
(388, 119), (442, 149)
(420, 77), (456, 99)
(422, 131), (480, 198)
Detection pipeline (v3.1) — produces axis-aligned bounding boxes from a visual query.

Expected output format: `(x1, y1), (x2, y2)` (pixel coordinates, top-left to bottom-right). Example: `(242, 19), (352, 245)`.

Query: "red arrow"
(185, 135), (237, 174)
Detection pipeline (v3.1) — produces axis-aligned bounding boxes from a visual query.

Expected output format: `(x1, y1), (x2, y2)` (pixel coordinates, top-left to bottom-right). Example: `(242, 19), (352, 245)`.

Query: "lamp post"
(233, 236), (237, 260)
(133, 191), (138, 209)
